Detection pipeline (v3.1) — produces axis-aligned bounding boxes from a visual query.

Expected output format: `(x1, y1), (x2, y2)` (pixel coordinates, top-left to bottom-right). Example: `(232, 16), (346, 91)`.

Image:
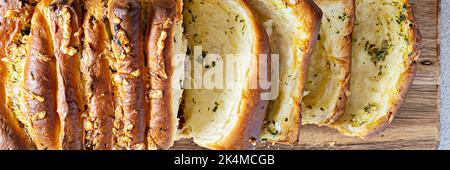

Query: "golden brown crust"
(277, 0), (323, 145)
(23, 9), (59, 150)
(204, 0), (271, 150)
(0, 107), (34, 150)
(0, 0), (419, 150)
(48, 0), (84, 150)
(329, 0), (354, 125)
(146, 0), (182, 150)
(362, 0), (421, 138)
(0, 0), (36, 150)
(1, 63), (35, 150)
(329, 0), (421, 138)
(82, 0), (114, 150)
(314, 0), (355, 125)
(0, 0), (35, 58)
(108, 0), (149, 150)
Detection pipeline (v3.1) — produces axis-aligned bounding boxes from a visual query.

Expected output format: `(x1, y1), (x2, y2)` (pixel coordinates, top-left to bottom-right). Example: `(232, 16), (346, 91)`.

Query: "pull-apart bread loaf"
(302, 0), (354, 126)
(179, 0), (270, 150)
(247, 0), (322, 144)
(104, 0), (186, 150)
(0, 0), (186, 150)
(331, 0), (421, 137)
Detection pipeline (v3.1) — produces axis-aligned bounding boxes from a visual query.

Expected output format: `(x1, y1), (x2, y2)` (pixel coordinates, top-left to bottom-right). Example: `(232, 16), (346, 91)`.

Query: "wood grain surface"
(172, 0), (441, 150)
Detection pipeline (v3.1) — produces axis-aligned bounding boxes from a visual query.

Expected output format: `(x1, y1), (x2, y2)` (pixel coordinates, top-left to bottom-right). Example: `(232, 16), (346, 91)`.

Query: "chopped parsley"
(363, 103), (375, 113)
(365, 39), (392, 65)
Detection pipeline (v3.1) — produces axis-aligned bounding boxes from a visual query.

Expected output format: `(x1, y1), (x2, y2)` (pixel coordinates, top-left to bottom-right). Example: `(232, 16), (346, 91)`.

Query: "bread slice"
(302, 0), (355, 126)
(145, 0), (187, 150)
(247, 0), (322, 144)
(331, 0), (421, 137)
(179, 0), (270, 150)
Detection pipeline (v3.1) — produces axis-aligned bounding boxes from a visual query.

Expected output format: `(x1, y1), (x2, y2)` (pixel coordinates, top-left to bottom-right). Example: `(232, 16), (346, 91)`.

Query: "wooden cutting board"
(173, 0), (441, 150)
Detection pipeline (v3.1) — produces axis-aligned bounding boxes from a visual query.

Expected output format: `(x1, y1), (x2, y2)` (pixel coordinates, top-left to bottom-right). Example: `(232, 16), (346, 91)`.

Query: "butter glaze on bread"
(146, 0), (186, 150)
(1, 62), (35, 150)
(24, 8), (60, 150)
(82, 0), (114, 150)
(108, 0), (149, 150)
(47, 0), (85, 150)
(0, 0), (186, 150)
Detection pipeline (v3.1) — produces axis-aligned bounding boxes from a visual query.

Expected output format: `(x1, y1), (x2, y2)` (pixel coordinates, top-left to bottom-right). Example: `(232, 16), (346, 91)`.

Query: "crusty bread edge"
(0, 1), (36, 150)
(334, 0), (422, 138)
(108, 0), (150, 150)
(201, 0), (271, 150)
(0, 63), (35, 150)
(362, 1), (421, 138)
(146, 0), (183, 150)
(0, 105), (35, 150)
(317, 0), (355, 125)
(82, 0), (115, 150)
(270, 0), (323, 145)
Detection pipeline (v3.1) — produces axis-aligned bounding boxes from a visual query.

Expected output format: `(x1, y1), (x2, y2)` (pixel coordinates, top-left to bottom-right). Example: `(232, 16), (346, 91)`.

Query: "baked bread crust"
(0, 0), (421, 149)
(180, 0), (270, 150)
(82, 0), (114, 150)
(282, 0), (322, 144)
(108, 0), (149, 150)
(47, 0), (85, 150)
(208, 0), (270, 150)
(0, 0), (186, 150)
(146, 0), (184, 150)
(0, 0), (36, 150)
(1, 63), (35, 150)
(23, 8), (60, 150)
(0, 0), (35, 58)
(359, 1), (421, 138)
(248, 0), (322, 144)
(302, 0), (355, 126)
(330, 0), (421, 137)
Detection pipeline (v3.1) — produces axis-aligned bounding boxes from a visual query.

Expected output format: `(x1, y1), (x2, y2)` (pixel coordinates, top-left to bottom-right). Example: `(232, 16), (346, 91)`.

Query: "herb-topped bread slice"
(302, 0), (355, 126)
(247, 0), (322, 144)
(179, 0), (270, 150)
(331, 0), (421, 137)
